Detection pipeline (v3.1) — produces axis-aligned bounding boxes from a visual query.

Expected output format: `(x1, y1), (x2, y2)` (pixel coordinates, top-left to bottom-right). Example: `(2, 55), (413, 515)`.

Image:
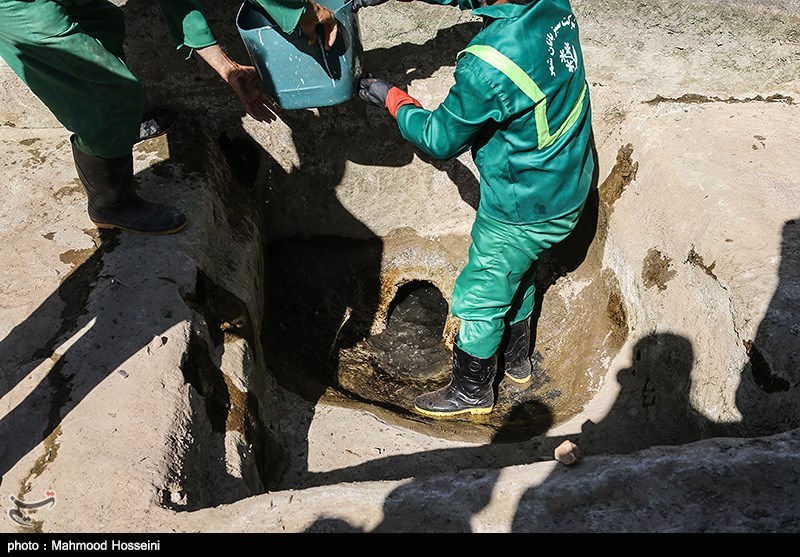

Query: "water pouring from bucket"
(237, 0), (365, 110)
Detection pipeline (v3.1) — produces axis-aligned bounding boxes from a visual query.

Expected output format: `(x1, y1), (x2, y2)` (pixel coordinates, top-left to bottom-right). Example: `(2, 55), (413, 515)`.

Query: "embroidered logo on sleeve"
(545, 14), (578, 77)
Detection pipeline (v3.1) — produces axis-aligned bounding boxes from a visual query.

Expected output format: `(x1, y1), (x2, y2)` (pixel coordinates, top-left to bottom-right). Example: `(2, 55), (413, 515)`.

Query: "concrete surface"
(1, 0), (799, 534)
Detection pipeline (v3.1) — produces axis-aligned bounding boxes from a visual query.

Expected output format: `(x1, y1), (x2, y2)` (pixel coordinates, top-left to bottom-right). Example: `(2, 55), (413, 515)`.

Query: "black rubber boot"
(414, 344), (497, 418)
(502, 317), (533, 383)
(71, 136), (186, 235)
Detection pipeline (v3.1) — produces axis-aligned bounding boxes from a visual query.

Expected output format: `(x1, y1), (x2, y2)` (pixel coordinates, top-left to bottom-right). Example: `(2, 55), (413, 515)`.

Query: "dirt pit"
(262, 169), (629, 446)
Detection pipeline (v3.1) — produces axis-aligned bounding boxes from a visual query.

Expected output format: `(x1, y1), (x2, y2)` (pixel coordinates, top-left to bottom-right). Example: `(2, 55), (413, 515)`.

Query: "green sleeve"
(395, 57), (506, 160)
(414, 0), (460, 6)
(154, 0), (217, 50)
(248, 0), (308, 35)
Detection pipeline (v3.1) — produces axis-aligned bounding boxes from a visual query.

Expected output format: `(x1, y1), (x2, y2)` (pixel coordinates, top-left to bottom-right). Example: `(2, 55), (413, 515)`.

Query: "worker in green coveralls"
(356, 0), (594, 417)
(0, 0), (337, 235)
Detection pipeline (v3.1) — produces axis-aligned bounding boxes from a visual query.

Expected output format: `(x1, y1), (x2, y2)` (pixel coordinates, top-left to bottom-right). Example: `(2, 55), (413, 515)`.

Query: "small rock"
(147, 335), (166, 355)
(554, 440), (582, 466)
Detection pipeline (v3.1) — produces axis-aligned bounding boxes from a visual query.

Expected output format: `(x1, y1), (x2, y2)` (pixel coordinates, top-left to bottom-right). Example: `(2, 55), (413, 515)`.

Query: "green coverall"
(0, 0), (220, 158)
(0, 0), (305, 159)
(393, 0), (594, 359)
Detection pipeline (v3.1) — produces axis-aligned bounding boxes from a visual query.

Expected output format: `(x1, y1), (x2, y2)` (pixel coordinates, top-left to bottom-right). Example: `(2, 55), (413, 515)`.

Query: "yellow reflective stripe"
(459, 45), (550, 148)
(547, 82), (588, 148)
(459, 45), (546, 102)
(458, 44), (586, 150)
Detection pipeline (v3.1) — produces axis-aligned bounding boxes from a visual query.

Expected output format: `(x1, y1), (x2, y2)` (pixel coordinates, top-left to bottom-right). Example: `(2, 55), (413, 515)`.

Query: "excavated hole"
(168, 129), (800, 506)
(358, 280), (451, 381)
(257, 138), (639, 445)
(263, 209), (627, 444)
(258, 147), (641, 445)
(175, 130), (800, 504)
(166, 132), (641, 508)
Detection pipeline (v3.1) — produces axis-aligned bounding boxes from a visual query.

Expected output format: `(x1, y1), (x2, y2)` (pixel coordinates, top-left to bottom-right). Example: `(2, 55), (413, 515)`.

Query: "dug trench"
(171, 127), (638, 499)
(262, 167), (627, 446)
(2, 0), (798, 531)
(150, 119), (799, 511)
(111, 0), (796, 512)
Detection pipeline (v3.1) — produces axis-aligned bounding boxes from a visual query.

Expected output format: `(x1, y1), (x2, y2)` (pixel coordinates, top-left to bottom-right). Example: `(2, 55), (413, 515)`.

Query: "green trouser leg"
(0, 0), (142, 158)
(414, 205), (585, 417)
(451, 205), (585, 360)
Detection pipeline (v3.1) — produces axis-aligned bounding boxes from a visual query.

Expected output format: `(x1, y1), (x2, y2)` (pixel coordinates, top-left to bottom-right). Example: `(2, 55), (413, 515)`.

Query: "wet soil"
(263, 204), (627, 445)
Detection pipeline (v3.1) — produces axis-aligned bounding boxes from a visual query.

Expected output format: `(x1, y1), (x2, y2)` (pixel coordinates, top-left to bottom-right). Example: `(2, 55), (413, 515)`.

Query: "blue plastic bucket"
(236, 0), (364, 110)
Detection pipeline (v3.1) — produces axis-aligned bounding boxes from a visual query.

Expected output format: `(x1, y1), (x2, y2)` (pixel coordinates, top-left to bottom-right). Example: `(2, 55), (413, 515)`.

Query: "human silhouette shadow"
(301, 404), (545, 533)
(371, 467), (502, 532)
(0, 228), (120, 485)
(574, 333), (707, 456)
(731, 216), (800, 438)
(0, 160), (205, 486)
(510, 329), (790, 532)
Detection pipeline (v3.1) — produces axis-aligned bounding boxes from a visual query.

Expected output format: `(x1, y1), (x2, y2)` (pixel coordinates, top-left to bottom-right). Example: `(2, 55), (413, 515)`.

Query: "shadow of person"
(731, 217), (800, 438)
(0, 1), (276, 500)
(575, 333), (708, 456)
(0, 182), (184, 481)
(0, 229), (120, 485)
(301, 403), (548, 532)
(508, 332), (717, 531)
(0, 130), (270, 508)
(508, 315), (800, 533)
(298, 330), (727, 532)
(0, 16), (214, 485)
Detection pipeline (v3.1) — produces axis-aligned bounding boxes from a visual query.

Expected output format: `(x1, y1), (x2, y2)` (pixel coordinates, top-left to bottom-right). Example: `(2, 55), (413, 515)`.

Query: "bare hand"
(299, 1), (339, 50)
(227, 64), (278, 123)
(194, 44), (278, 123)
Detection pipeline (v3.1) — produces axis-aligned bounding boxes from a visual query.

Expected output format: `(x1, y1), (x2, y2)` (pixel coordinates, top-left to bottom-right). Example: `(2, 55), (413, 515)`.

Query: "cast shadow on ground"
(300, 332), (702, 532)
(242, 19), (487, 488)
(0, 157), (247, 507)
(731, 216), (800, 437)
(0, 0), (275, 504)
(300, 213), (800, 531)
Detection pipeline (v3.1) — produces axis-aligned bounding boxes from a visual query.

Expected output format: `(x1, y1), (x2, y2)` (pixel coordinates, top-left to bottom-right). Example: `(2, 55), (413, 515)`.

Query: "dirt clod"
(554, 440), (582, 466)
